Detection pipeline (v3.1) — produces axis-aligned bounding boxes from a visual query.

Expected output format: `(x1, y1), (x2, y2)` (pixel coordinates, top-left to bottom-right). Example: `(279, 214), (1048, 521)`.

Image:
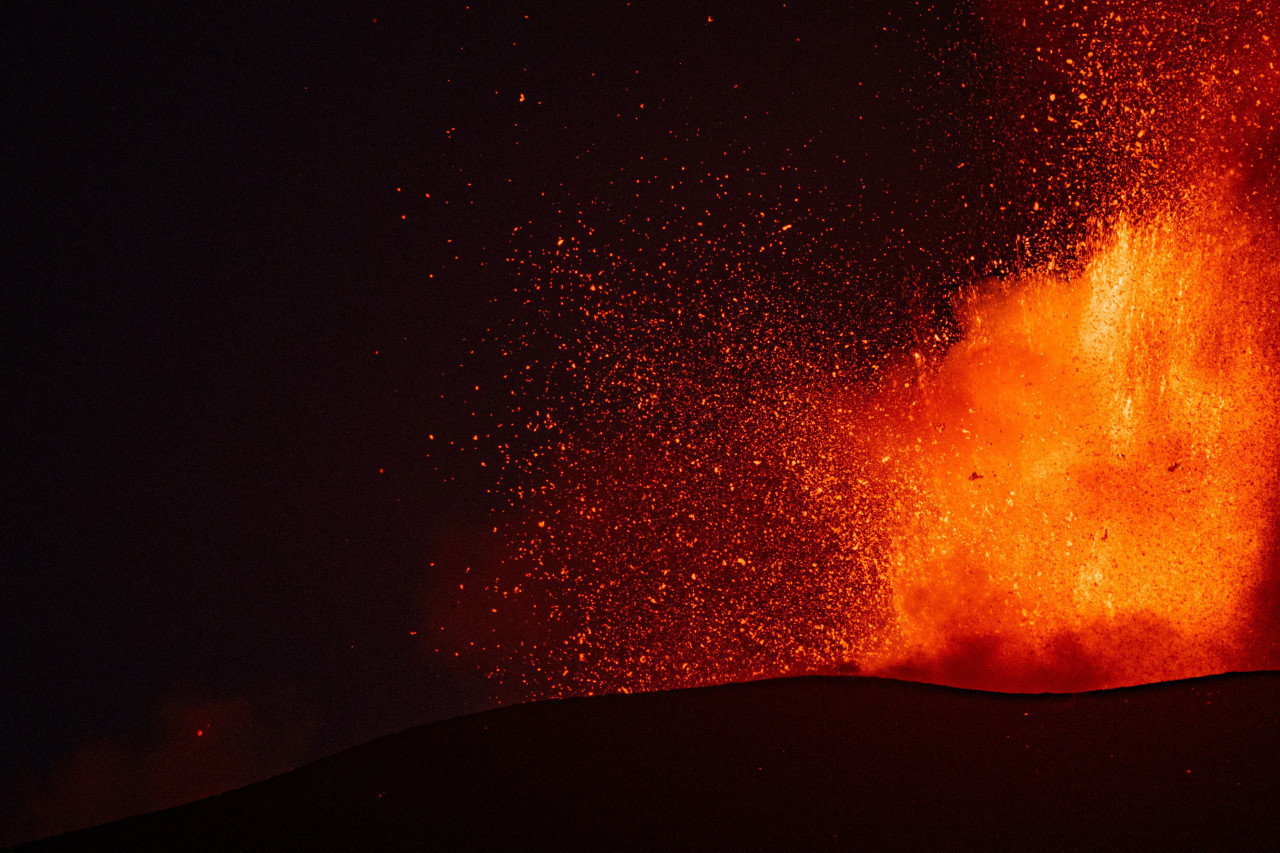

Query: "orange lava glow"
(868, 191), (1280, 690)
(477, 0), (1280, 696)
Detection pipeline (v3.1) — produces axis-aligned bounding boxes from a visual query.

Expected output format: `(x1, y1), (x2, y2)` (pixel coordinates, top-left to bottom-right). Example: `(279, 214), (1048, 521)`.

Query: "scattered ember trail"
(478, 1), (1280, 697)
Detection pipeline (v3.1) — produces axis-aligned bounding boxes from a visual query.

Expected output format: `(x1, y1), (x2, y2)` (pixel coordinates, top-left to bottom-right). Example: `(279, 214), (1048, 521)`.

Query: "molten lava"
(870, 192), (1280, 690)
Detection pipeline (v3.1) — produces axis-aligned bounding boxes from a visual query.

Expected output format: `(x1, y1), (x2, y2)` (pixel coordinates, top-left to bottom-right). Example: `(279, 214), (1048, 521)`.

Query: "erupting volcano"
(462, 0), (1280, 700)
(13, 2), (1280, 848)
(17, 3), (1280, 848)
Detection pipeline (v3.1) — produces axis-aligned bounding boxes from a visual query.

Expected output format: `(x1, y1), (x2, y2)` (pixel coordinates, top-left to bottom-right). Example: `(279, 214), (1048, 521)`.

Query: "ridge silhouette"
(11, 672), (1279, 850)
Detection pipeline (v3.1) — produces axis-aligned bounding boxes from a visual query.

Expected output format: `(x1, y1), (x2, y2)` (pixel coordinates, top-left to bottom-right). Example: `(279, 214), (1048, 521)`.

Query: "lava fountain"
(483, 1), (1280, 697)
(858, 0), (1280, 689)
(869, 190), (1280, 690)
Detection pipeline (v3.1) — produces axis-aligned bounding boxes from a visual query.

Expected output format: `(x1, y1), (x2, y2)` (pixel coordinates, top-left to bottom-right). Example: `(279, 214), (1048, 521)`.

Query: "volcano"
(9, 2), (1280, 846)
(11, 672), (1278, 850)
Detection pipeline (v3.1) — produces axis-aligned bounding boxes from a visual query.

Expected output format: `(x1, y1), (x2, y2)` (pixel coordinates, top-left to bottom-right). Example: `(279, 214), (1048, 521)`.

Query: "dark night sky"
(2, 2), (1060, 842)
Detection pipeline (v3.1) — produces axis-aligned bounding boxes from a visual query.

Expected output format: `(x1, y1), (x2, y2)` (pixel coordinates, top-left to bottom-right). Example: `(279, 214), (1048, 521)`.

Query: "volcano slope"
(11, 672), (1279, 850)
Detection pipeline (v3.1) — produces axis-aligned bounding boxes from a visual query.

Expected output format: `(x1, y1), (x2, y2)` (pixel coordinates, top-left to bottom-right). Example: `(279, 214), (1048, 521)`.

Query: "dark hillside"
(13, 672), (1279, 850)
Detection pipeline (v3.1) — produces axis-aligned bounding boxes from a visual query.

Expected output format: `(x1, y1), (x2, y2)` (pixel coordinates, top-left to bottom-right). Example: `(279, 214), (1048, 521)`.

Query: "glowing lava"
(869, 190), (1280, 690)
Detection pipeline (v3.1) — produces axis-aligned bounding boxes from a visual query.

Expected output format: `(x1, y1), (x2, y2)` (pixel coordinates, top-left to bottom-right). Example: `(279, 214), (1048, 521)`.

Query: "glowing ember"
(472, 1), (1280, 696)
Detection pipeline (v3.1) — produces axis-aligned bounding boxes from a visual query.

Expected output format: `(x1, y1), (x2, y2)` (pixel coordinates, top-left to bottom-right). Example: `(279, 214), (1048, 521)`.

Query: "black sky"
(2, 2), (1056, 842)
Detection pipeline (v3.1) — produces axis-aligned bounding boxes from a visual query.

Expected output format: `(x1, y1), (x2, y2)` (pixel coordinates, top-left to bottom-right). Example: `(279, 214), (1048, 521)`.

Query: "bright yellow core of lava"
(873, 192), (1280, 689)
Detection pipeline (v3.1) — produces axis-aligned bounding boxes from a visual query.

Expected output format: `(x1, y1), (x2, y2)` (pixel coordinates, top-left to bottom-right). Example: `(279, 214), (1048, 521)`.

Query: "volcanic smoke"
(478, 1), (1280, 696)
